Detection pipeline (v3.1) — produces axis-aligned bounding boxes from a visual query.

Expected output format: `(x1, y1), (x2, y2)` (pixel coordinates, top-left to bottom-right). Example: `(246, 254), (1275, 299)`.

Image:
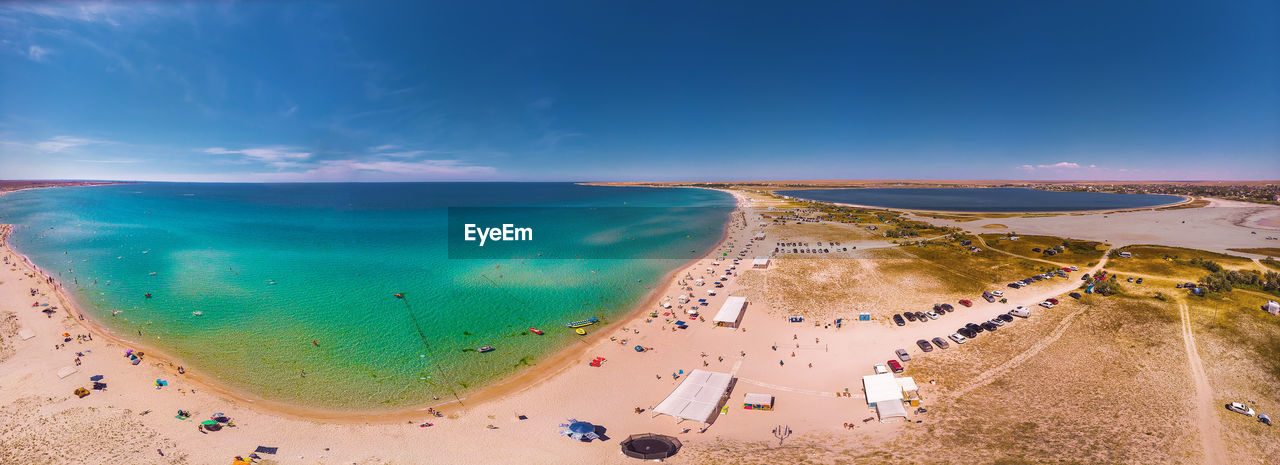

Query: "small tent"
(1264, 301), (1280, 316)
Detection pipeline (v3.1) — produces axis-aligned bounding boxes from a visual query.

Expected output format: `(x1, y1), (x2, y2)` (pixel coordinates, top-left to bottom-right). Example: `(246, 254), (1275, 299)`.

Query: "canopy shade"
(568, 421), (594, 434)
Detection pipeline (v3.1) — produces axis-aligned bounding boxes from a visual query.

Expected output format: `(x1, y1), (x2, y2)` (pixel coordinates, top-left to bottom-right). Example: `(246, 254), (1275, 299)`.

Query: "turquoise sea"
(0, 183), (733, 410)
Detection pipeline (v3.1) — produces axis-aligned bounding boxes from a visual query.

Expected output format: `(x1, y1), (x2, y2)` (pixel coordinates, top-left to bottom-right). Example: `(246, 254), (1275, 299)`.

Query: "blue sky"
(1, 1), (1276, 182)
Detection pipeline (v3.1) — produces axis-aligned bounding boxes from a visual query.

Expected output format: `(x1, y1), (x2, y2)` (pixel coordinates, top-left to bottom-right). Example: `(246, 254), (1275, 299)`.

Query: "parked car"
(990, 290), (1004, 297)
(916, 339), (933, 352)
(1040, 301), (1055, 309)
(1069, 266), (1079, 271)
(887, 360), (903, 373)
(932, 303), (942, 312)
(896, 349), (911, 361)
(958, 299), (972, 307)
(940, 304), (954, 311)
(931, 337), (950, 349)
(1008, 282), (1022, 289)
(1069, 292), (1082, 299)
(1226, 402), (1256, 417)
(924, 311), (939, 320)
(982, 294), (996, 303)
(996, 313), (1014, 323)
(958, 327), (978, 338)
(915, 311), (928, 321)
(980, 322), (999, 331)
(988, 318), (1005, 327)
(874, 363), (889, 374)
(1046, 298), (1059, 305)
(893, 314), (906, 326)
(949, 332), (968, 344)
(965, 323), (984, 333)
(1009, 307), (1031, 318)
(905, 312), (917, 322)
(1136, 278), (1143, 284)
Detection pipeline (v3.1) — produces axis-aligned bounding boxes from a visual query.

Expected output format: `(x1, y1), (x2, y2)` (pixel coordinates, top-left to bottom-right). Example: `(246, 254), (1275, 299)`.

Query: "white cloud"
(1017, 161), (1085, 170)
(35, 136), (105, 152)
(27, 44), (48, 61)
(203, 145), (311, 168)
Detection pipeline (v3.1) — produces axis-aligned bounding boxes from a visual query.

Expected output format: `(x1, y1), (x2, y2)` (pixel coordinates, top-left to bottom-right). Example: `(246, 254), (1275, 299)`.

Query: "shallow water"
(0, 183), (732, 410)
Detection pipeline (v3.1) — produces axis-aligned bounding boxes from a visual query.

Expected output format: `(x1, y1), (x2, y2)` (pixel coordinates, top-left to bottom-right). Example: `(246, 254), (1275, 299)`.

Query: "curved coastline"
(773, 188), (1192, 214)
(0, 186), (742, 423)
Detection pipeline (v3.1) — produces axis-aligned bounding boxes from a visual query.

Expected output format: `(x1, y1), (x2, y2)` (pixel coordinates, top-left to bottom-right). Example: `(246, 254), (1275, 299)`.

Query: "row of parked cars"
(1007, 267), (1075, 289)
(892, 302), (968, 326)
(888, 305), (1037, 369)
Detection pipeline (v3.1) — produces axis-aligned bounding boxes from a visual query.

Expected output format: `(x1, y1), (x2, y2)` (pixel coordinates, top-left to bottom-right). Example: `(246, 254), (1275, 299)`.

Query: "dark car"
(916, 339), (933, 352)
(996, 314), (1014, 323)
(931, 337), (950, 349)
(1136, 278), (1143, 284)
(959, 299), (972, 307)
(893, 314), (906, 326)
(887, 359), (903, 373)
(904, 312), (917, 322)
(1069, 292), (1082, 299)
(958, 327), (978, 338)
(932, 303), (942, 311)
(940, 304), (954, 311)
(966, 322), (984, 333)
(935, 306), (946, 315)
(980, 321), (999, 331)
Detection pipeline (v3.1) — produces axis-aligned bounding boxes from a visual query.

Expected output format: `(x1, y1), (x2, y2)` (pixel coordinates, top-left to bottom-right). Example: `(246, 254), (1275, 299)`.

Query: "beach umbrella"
(89, 375), (103, 381)
(200, 420), (219, 426)
(568, 421), (594, 435)
(634, 345), (644, 352)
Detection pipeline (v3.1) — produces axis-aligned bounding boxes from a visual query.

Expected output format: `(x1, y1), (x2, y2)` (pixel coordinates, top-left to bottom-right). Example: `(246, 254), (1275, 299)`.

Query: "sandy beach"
(4, 186), (1279, 464)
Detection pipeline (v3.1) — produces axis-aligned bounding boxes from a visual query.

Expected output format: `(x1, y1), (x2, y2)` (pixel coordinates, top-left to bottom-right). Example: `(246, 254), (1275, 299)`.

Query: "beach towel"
(253, 446), (278, 455)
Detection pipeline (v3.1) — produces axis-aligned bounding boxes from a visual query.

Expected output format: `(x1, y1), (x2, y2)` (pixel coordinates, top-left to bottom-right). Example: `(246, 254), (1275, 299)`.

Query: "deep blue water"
(775, 187), (1183, 212)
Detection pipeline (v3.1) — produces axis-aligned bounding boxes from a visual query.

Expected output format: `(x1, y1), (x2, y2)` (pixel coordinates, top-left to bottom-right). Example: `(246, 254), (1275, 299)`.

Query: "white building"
(751, 256), (770, 269)
(713, 296), (748, 328)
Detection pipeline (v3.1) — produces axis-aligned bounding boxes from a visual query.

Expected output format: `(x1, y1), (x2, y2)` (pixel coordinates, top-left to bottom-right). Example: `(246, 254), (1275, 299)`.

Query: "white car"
(990, 290), (1004, 297)
(873, 363), (889, 375)
(1039, 301), (1055, 309)
(948, 333), (968, 344)
(1069, 266), (1079, 271)
(989, 318), (1005, 327)
(924, 311), (939, 320)
(1226, 402), (1256, 417)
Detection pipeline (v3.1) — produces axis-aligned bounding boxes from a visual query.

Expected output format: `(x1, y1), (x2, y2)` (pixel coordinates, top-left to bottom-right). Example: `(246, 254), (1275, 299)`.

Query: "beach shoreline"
(0, 185), (745, 423)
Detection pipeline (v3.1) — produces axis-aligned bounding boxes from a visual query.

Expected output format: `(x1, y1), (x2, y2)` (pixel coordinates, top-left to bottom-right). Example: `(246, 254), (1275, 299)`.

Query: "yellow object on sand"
(575, 328), (586, 335)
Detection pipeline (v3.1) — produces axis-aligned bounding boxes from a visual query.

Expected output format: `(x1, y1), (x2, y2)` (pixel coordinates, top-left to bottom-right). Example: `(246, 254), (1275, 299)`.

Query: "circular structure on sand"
(621, 433), (682, 460)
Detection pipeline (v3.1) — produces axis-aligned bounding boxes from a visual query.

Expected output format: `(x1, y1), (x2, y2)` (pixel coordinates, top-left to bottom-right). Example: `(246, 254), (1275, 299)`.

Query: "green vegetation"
(1197, 269), (1280, 295)
(978, 233), (1107, 266)
(1104, 245), (1254, 279)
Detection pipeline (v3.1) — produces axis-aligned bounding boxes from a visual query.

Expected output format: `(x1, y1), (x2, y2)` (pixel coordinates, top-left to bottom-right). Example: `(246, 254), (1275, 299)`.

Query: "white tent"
(652, 369), (733, 423)
(1265, 300), (1280, 316)
(875, 398), (908, 421)
(752, 256), (770, 269)
(713, 296), (747, 327)
(895, 376), (918, 395)
(862, 373), (903, 406)
(56, 366), (78, 379)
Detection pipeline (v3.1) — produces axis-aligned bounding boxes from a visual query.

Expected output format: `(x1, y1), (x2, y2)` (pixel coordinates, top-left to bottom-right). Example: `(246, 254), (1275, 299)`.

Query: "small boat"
(478, 345), (495, 353)
(566, 317), (599, 328)
(149, 272), (157, 276)
(575, 328), (586, 336)
(191, 311), (202, 316)
(394, 293), (405, 299)
(529, 328), (543, 335)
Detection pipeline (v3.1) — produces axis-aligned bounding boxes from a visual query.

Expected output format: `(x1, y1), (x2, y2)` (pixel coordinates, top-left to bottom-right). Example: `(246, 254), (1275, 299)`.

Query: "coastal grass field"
(977, 233), (1109, 267)
(1106, 245), (1257, 279)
